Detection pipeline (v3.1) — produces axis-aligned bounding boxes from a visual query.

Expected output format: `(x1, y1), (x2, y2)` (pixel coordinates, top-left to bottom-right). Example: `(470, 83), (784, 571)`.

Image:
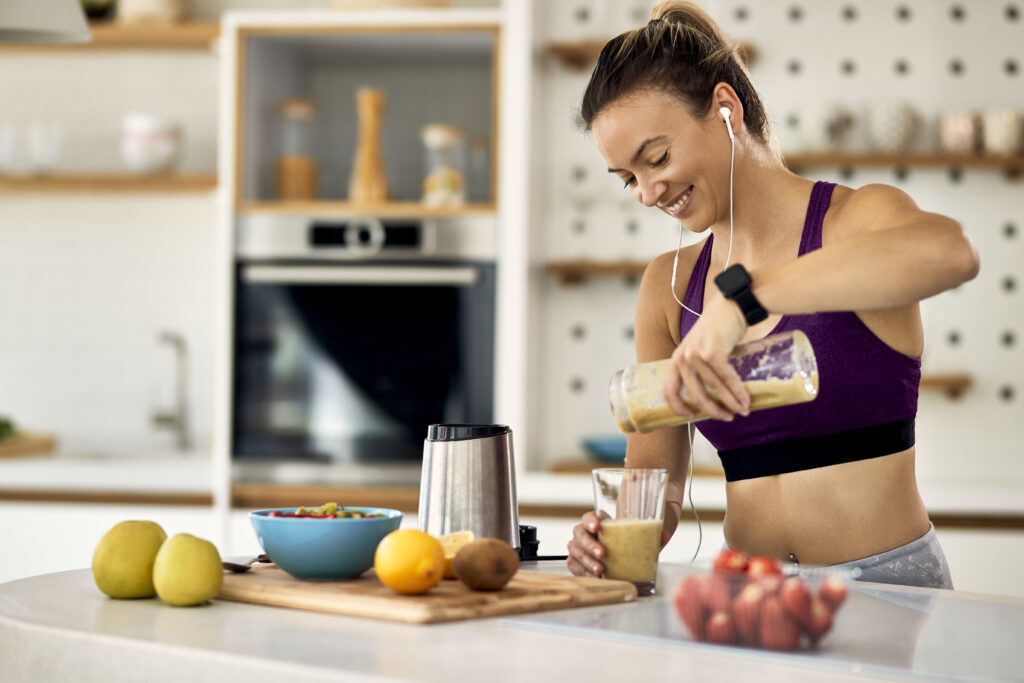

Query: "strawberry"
(706, 610), (736, 645)
(702, 573), (734, 614)
(747, 555), (783, 578)
(732, 580), (764, 646)
(819, 576), (848, 611)
(712, 548), (749, 573)
(673, 575), (707, 641)
(759, 574), (784, 596)
(760, 595), (801, 652)
(780, 577), (812, 629)
(806, 597), (834, 645)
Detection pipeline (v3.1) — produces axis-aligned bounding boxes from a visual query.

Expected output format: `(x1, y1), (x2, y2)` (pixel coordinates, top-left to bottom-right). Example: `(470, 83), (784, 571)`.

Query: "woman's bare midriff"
(721, 448), (931, 566)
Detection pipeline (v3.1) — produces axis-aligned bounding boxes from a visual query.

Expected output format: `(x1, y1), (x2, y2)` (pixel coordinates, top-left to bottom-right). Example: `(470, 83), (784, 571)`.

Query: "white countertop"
(0, 453), (1022, 517)
(2, 563), (1022, 683)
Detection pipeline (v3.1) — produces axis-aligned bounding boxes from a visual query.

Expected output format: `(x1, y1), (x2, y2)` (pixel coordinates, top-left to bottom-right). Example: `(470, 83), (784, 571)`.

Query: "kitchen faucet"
(152, 330), (191, 452)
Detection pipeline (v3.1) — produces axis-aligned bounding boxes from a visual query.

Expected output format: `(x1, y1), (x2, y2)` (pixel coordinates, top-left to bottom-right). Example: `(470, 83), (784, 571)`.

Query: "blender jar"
(609, 330), (820, 433)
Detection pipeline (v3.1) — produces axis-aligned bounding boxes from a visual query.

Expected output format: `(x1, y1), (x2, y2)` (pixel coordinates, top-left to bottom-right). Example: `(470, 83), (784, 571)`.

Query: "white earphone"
(719, 106), (735, 141)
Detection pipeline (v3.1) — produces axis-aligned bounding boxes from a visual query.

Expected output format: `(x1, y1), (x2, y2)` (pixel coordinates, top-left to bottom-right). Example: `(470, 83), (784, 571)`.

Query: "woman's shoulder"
(827, 182), (925, 237)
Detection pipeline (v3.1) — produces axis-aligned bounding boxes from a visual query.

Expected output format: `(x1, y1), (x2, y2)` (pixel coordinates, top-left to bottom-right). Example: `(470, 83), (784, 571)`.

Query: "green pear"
(92, 520), (167, 599)
(152, 533), (223, 607)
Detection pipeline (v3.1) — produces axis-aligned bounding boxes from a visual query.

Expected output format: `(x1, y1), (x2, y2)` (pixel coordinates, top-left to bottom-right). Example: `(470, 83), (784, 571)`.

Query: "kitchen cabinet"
(0, 21), (219, 194)
(0, 20), (220, 51)
(215, 5), (533, 497)
(231, 19), (499, 215)
(0, 501), (216, 586)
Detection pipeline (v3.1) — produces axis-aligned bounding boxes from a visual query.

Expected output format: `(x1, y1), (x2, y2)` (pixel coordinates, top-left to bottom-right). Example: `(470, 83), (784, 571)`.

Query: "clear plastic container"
(421, 123), (466, 206)
(609, 330), (819, 433)
(276, 98), (317, 200)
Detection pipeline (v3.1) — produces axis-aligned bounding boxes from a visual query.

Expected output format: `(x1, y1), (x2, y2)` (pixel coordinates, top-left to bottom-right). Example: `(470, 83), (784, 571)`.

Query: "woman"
(566, 1), (979, 589)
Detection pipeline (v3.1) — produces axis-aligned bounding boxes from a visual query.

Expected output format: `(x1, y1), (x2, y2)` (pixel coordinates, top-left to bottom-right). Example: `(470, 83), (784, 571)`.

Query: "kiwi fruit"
(452, 538), (520, 591)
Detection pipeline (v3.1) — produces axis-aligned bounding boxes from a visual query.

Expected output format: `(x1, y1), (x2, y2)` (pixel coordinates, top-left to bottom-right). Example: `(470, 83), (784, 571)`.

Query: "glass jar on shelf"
(276, 98), (318, 201)
(421, 123), (466, 207)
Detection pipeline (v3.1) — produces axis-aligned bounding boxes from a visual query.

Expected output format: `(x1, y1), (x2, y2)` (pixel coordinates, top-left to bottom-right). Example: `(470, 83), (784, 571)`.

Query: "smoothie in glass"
(598, 517), (662, 588)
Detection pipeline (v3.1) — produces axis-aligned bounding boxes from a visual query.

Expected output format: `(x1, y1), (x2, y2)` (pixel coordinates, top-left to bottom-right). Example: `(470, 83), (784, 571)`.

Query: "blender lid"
(427, 424), (510, 442)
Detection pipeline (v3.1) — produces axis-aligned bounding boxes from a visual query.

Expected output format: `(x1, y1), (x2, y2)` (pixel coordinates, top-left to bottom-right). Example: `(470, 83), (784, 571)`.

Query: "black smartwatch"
(714, 264), (768, 326)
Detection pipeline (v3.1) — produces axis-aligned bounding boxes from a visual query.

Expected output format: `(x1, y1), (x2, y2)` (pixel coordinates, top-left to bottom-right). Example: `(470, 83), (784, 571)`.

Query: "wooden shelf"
(547, 39), (758, 70)
(920, 373), (973, 400)
(238, 200), (497, 219)
(0, 21), (220, 51)
(784, 152), (1024, 177)
(0, 173), (218, 194)
(546, 259), (648, 284)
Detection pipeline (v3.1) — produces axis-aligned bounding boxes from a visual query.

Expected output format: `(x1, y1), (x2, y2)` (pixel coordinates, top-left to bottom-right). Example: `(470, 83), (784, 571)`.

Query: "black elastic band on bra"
(718, 417), (915, 482)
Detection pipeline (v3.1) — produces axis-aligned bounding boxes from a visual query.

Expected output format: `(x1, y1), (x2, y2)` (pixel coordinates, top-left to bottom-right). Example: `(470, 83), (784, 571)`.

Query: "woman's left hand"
(663, 292), (751, 421)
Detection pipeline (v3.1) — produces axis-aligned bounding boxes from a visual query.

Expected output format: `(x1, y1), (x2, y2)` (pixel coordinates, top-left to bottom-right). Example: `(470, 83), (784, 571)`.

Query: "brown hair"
(579, 1), (771, 147)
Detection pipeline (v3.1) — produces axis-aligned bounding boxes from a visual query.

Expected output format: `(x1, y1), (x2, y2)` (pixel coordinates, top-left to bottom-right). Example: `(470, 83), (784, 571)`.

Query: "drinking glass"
(591, 467), (667, 596)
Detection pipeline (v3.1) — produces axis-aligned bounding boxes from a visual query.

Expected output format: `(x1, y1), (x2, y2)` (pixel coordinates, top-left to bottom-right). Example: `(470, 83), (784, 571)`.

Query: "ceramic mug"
(938, 112), (981, 155)
(121, 112), (182, 174)
(981, 108), (1022, 156)
(865, 101), (922, 153)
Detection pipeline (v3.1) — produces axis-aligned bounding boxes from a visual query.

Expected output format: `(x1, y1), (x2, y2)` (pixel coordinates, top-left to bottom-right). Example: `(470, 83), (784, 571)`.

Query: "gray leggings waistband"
(829, 523), (954, 590)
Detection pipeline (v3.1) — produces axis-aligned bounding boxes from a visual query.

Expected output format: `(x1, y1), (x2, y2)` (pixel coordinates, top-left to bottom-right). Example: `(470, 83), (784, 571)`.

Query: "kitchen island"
(2, 562), (1022, 682)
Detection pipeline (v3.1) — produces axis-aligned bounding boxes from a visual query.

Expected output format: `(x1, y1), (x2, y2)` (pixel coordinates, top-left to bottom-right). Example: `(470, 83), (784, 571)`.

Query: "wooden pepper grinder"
(349, 87), (389, 203)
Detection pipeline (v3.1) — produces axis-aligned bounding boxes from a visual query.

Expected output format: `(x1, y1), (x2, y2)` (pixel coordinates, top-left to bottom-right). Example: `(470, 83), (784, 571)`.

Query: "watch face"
(716, 265), (751, 296)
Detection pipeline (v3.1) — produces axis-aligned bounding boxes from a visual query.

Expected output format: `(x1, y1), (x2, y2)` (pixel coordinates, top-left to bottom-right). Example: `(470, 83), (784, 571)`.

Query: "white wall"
(0, 41), (220, 454)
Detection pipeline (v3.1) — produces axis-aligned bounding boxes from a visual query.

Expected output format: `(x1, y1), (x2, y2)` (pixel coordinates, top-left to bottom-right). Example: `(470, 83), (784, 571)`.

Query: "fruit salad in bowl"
(249, 502), (402, 580)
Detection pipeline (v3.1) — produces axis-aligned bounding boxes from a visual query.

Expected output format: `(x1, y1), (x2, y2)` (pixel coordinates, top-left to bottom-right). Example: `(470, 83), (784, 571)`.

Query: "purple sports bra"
(680, 181), (921, 481)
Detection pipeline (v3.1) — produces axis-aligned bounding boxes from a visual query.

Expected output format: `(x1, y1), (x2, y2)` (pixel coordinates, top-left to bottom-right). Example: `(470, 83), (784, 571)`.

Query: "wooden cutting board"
(0, 432), (56, 459)
(218, 565), (637, 624)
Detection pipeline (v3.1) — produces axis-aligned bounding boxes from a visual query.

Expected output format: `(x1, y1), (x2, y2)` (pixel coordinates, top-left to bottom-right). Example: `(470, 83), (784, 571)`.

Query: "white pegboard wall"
(530, 0), (1024, 484)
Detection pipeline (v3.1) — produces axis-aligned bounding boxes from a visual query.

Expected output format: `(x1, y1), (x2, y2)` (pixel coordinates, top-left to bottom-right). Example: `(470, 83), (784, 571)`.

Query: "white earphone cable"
(671, 108), (735, 564)
(724, 119), (735, 269)
(687, 421), (702, 563)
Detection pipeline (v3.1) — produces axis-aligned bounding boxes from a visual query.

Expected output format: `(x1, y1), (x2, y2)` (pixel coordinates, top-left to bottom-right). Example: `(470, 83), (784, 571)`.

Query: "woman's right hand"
(567, 511), (607, 577)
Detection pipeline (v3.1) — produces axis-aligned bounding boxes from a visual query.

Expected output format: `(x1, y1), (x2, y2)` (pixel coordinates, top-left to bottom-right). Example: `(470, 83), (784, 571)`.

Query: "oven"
(230, 215), (496, 472)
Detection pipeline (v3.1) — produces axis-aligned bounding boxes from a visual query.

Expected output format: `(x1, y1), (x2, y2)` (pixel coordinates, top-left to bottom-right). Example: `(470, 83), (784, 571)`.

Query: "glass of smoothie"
(591, 467), (668, 597)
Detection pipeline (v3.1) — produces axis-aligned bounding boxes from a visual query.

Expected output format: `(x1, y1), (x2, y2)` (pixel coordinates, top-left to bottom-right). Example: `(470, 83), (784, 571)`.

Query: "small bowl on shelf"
(249, 505), (402, 580)
(582, 435), (627, 464)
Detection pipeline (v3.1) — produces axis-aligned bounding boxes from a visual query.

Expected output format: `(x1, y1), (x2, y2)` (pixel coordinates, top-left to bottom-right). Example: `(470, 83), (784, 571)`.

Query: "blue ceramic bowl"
(582, 435), (627, 463)
(249, 507), (403, 580)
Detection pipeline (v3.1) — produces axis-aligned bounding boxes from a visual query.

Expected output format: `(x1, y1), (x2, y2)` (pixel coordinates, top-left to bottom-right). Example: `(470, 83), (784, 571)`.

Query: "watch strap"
(715, 264), (768, 326)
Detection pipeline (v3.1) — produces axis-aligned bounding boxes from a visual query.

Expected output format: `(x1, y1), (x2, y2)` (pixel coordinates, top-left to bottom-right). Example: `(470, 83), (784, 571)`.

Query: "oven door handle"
(242, 264), (479, 286)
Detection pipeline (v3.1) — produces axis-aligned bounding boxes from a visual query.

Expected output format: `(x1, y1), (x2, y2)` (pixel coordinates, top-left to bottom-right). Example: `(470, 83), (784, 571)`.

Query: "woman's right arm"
(567, 251), (694, 577)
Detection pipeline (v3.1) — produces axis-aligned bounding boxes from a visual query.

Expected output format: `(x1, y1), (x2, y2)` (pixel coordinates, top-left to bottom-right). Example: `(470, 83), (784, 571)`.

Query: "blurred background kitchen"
(1, 0), (1022, 595)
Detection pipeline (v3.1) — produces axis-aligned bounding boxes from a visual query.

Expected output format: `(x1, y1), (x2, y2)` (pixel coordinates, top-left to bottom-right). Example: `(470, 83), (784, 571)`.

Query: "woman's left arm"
(662, 184), (980, 420)
(752, 184), (979, 314)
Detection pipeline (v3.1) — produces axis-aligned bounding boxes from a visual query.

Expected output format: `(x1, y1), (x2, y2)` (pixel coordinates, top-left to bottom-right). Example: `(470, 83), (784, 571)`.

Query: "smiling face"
(592, 88), (728, 232)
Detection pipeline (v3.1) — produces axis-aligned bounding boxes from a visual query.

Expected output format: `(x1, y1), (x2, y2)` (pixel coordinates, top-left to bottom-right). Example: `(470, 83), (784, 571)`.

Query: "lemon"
(439, 530), (476, 580)
(374, 529), (445, 595)
(92, 520), (167, 599)
(152, 533), (223, 607)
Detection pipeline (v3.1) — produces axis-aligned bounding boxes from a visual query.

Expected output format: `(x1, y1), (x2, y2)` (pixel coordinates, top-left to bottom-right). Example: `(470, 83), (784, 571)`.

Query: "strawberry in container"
(671, 548), (849, 652)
